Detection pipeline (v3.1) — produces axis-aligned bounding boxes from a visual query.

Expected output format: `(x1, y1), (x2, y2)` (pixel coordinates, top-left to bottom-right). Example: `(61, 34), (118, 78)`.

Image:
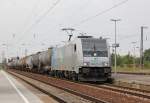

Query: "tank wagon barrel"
(25, 53), (39, 70)
(38, 48), (52, 72)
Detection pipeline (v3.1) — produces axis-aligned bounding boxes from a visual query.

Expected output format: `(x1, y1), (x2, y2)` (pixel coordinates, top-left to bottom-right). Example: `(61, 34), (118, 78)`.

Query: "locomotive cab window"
(83, 51), (108, 57)
(74, 44), (76, 52)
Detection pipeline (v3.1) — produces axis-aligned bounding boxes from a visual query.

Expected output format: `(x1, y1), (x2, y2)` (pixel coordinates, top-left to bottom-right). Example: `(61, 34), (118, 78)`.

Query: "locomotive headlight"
(103, 62), (109, 66)
(83, 62), (89, 66)
(84, 62), (87, 66)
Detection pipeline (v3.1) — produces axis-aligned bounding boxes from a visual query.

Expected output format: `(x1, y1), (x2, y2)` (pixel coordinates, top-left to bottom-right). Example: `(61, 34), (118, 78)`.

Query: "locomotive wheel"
(72, 76), (77, 81)
(106, 78), (114, 84)
(72, 73), (78, 81)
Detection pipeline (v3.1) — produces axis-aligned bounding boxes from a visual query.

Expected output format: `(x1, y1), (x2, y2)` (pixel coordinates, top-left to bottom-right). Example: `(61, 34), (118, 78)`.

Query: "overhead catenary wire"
(75, 29), (139, 40)
(72, 0), (129, 27)
(10, 0), (40, 45)
(19, 0), (128, 44)
(8, 0), (61, 57)
(23, 0), (61, 34)
(75, 29), (149, 46)
(13, 0), (61, 46)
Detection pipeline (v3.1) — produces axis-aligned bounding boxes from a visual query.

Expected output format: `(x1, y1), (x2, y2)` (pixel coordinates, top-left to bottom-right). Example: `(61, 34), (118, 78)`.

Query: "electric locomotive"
(51, 36), (111, 81)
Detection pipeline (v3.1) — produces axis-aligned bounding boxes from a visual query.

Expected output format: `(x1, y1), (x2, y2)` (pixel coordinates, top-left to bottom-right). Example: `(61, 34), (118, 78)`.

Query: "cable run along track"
(7, 69), (150, 103)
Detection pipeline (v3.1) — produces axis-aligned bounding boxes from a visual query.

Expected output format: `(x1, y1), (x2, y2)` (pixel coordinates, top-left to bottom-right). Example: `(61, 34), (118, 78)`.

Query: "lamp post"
(140, 26), (148, 69)
(111, 19), (121, 75)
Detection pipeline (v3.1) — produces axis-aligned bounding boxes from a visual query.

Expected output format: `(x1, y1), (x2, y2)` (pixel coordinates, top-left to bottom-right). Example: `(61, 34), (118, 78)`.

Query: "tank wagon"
(7, 48), (52, 73)
(51, 36), (111, 81)
(26, 52), (40, 71)
(38, 48), (52, 73)
(7, 57), (20, 69)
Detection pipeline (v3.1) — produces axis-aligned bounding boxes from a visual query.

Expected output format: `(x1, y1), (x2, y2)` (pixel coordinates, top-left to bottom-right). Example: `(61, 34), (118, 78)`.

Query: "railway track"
(77, 82), (150, 102)
(15, 75), (66, 103)
(7, 69), (150, 103)
(94, 84), (150, 99)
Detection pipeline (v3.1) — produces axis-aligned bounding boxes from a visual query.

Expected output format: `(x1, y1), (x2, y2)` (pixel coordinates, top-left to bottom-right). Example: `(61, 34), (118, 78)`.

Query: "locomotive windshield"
(83, 51), (108, 57)
(81, 38), (108, 57)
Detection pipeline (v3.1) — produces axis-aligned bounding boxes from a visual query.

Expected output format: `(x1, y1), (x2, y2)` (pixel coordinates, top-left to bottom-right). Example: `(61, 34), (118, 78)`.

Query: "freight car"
(26, 52), (40, 71)
(51, 36), (111, 82)
(7, 57), (20, 69)
(38, 48), (52, 73)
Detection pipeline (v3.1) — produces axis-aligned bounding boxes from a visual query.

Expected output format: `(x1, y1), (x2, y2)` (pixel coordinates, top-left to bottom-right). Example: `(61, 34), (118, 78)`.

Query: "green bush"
(144, 61), (150, 68)
(111, 48), (150, 69)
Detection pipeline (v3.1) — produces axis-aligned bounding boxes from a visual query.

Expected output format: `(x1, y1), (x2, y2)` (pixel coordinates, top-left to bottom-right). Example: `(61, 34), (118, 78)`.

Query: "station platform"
(0, 70), (56, 103)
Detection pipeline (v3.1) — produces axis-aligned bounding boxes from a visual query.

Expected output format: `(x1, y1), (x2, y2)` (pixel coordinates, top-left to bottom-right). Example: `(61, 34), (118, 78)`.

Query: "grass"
(0, 64), (4, 70)
(112, 66), (150, 73)
(0, 66), (2, 70)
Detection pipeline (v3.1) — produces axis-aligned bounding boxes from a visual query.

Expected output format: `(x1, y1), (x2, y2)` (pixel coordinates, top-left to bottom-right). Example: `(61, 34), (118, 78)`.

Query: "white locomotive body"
(51, 36), (111, 81)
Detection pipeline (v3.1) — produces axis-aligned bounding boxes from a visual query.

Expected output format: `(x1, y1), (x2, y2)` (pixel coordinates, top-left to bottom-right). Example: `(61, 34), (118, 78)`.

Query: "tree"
(111, 48), (150, 68)
(144, 49), (150, 68)
(144, 49), (150, 61)
(111, 53), (134, 67)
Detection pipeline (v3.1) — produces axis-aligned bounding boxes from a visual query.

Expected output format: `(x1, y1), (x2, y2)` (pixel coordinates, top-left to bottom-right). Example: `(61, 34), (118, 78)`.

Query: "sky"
(0, 0), (150, 61)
